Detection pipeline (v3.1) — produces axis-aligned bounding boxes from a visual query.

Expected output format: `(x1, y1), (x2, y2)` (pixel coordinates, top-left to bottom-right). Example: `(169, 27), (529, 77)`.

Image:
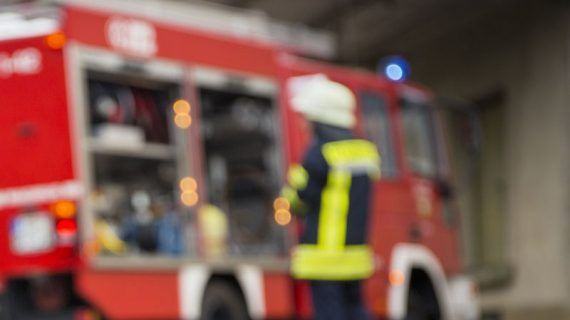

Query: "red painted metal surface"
(0, 36), (74, 189)
(263, 273), (296, 318)
(293, 280), (313, 319)
(63, 5), (279, 78)
(0, 35), (78, 277)
(76, 270), (180, 319)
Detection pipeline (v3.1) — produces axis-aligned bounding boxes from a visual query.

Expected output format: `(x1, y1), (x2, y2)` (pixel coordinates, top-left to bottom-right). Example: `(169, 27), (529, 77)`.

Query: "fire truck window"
(86, 74), (189, 257)
(360, 92), (397, 178)
(401, 100), (439, 177)
(198, 87), (284, 255)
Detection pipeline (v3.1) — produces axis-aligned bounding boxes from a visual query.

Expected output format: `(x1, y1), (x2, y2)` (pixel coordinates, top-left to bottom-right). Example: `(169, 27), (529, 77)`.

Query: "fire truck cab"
(0, 1), (478, 319)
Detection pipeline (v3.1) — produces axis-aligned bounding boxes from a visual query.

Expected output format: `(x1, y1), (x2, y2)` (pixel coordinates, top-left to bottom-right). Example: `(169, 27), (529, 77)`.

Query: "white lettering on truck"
(106, 17), (157, 58)
(0, 47), (42, 78)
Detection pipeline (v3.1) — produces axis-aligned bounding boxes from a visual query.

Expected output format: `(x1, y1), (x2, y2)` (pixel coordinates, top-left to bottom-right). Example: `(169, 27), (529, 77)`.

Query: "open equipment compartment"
(196, 74), (286, 255)
(78, 52), (195, 257)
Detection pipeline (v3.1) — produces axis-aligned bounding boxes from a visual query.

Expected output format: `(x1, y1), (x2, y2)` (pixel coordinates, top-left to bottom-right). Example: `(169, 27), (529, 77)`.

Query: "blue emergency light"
(378, 56), (410, 82)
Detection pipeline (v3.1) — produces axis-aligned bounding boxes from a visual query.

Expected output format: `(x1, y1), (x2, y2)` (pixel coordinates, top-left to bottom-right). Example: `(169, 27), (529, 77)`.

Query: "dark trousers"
(310, 280), (370, 320)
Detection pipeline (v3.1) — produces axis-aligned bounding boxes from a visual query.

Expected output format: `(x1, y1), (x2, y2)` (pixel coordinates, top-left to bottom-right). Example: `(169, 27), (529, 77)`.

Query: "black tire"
(200, 281), (250, 320)
(0, 293), (9, 320)
(405, 289), (439, 320)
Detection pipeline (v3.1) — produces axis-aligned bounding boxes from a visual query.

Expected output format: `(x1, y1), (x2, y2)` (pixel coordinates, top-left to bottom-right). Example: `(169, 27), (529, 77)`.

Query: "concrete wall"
(410, 5), (570, 319)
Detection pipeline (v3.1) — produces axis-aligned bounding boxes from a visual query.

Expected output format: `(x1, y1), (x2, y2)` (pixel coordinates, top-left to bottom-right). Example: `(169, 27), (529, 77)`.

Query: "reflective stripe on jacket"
(284, 138), (380, 280)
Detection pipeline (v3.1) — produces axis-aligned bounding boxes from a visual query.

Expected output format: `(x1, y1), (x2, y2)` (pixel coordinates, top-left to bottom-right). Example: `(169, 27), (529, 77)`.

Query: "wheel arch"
(179, 265), (265, 320)
(387, 243), (452, 320)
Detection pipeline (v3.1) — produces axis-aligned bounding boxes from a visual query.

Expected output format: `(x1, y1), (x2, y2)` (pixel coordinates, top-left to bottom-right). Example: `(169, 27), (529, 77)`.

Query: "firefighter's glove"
(282, 164), (310, 215)
(280, 186), (307, 216)
(287, 164), (309, 190)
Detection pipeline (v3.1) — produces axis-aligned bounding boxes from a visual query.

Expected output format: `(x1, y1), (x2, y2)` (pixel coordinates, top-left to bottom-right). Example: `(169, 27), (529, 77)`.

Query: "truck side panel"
(0, 36), (77, 276)
(0, 37), (73, 189)
(64, 5), (279, 78)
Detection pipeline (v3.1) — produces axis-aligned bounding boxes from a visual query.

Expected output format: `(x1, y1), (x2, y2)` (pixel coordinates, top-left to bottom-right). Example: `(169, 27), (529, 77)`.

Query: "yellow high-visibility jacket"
(283, 137), (380, 281)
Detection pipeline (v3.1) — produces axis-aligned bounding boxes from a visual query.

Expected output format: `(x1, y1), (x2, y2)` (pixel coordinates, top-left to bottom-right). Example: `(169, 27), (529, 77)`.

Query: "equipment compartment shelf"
(87, 138), (176, 160)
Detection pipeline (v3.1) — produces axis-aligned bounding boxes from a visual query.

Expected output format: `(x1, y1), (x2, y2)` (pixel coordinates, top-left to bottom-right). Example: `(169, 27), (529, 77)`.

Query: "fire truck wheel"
(405, 289), (439, 320)
(0, 293), (9, 319)
(201, 280), (249, 320)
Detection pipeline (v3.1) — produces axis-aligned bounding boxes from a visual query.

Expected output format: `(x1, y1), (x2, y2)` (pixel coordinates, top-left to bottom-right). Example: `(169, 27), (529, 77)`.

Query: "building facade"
(412, 4), (570, 320)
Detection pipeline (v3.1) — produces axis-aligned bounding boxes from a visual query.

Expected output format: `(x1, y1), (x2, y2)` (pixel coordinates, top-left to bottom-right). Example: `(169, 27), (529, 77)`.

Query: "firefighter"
(282, 74), (380, 320)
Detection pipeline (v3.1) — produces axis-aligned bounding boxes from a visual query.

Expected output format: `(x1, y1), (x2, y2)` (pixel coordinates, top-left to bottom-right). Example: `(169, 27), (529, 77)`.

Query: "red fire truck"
(0, 1), (479, 319)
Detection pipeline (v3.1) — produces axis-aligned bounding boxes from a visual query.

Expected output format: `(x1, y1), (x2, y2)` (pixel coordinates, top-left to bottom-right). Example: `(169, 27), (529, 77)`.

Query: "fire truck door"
(399, 92), (459, 269)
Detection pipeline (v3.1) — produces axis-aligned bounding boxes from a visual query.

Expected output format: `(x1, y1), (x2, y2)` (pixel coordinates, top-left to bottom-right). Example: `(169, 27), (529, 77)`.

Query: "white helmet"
(288, 74), (356, 129)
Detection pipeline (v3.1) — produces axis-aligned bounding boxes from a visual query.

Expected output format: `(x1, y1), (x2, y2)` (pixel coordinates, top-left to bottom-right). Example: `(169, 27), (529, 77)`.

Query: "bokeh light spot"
(274, 209), (291, 226)
(175, 113), (192, 129)
(181, 191), (199, 207)
(180, 177), (198, 191)
(273, 197), (290, 211)
(173, 99), (191, 114)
